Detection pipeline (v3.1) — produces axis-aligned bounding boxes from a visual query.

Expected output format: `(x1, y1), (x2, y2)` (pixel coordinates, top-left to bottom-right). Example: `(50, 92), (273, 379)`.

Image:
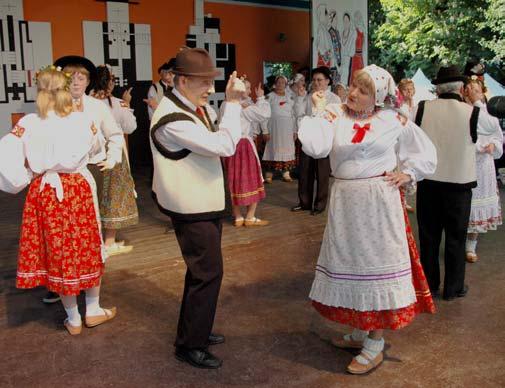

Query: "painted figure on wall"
(314, 4), (333, 68)
(340, 12), (356, 86)
(350, 10), (365, 82)
(327, 9), (341, 83)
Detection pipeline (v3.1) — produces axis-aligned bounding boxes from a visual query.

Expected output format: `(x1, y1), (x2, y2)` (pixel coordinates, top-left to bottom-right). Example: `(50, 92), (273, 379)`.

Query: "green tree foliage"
(480, 0), (505, 63)
(369, 0), (503, 82)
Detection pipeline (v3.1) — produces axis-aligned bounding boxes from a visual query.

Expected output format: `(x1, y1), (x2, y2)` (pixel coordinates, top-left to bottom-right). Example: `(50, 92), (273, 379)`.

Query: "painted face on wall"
(70, 72), (90, 99)
(343, 14), (351, 32)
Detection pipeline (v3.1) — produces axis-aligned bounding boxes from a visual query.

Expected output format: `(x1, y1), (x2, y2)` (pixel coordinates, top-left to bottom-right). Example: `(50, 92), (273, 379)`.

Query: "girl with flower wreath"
(0, 66), (117, 335)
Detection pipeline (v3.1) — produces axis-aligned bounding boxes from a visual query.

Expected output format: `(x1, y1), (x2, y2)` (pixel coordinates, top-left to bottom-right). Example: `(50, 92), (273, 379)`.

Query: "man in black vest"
(414, 65), (497, 301)
(149, 48), (243, 368)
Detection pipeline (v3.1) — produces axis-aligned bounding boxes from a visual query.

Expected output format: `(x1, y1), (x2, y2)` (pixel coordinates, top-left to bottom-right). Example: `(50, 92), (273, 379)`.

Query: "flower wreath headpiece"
(34, 65), (72, 91)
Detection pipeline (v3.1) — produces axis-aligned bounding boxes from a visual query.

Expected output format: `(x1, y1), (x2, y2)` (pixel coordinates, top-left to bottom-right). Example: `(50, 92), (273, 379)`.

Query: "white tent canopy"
(484, 73), (505, 97)
(411, 68), (436, 104)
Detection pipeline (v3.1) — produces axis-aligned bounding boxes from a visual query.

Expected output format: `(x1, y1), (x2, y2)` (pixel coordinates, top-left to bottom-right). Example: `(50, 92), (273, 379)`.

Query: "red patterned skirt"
(262, 160), (296, 172)
(224, 138), (266, 206)
(312, 191), (435, 330)
(16, 173), (104, 296)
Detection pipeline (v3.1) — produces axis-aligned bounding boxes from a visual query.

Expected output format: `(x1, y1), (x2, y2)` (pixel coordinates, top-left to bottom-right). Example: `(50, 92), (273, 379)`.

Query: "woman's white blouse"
(268, 92), (295, 119)
(105, 96), (137, 135)
(298, 104), (437, 183)
(0, 111), (101, 195)
(474, 101), (503, 159)
(221, 96), (271, 139)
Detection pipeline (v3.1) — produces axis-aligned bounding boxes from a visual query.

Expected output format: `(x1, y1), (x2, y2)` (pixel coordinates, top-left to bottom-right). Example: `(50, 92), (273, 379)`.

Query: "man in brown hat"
(149, 48), (243, 369)
(414, 64), (497, 301)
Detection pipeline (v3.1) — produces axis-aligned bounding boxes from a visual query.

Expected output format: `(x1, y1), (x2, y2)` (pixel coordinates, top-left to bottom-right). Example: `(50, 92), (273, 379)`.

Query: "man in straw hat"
(414, 64), (497, 301)
(150, 48), (244, 369)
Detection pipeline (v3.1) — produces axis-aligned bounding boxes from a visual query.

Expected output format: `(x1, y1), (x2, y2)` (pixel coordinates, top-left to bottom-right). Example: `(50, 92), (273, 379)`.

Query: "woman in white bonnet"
(298, 65), (437, 374)
(262, 75), (297, 183)
(288, 73), (306, 98)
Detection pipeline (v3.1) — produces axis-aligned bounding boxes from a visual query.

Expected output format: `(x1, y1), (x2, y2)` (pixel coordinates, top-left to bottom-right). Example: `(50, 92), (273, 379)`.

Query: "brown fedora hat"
(172, 48), (221, 77)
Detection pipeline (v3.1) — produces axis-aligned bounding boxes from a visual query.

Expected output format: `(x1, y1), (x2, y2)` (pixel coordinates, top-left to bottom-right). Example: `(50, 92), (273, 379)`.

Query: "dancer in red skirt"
(298, 65), (437, 374)
(0, 67), (117, 335)
(222, 78), (271, 227)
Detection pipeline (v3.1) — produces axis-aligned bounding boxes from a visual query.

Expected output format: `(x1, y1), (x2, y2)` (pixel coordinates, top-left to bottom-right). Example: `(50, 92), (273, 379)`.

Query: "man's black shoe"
(311, 208), (324, 216)
(175, 347), (223, 369)
(291, 205), (309, 212)
(208, 333), (225, 345)
(443, 285), (469, 301)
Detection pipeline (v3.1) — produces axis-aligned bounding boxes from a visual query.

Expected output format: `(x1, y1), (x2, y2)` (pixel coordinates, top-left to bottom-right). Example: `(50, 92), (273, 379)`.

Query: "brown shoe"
(85, 307), (117, 328)
(233, 219), (244, 227)
(466, 252), (478, 263)
(347, 352), (383, 375)
(64, 319), (82, 335)
(244, 218), (269, 227)
(331, 335), (363, 349)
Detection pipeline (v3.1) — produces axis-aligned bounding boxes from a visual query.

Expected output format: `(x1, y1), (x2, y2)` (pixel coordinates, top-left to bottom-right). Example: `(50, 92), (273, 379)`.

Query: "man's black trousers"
(172, 218), (223, 349)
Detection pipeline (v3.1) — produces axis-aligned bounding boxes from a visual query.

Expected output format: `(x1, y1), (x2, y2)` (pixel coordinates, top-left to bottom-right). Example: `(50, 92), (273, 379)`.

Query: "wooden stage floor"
(1, 172), (504, 387)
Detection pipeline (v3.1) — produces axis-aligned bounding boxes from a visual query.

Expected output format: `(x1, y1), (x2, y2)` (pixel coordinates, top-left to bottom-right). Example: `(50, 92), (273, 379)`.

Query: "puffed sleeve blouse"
(0, 111), (101, 195)
(298, 104), (437, 183)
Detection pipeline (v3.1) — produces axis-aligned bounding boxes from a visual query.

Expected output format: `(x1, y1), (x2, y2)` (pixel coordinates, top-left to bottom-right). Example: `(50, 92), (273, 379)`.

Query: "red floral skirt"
(223, 138), (266, 206)
(16, 173), (104, 296)
(312, 191), (435, 330)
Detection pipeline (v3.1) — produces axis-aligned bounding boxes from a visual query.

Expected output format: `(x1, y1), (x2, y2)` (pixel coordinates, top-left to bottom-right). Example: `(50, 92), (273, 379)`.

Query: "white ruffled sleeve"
(397, 119), (437, 184)
(0, 130), (32, 194)
(297, 104), (338, 159)
(241, 96), (271, 123)
(474, 102), (503, 159)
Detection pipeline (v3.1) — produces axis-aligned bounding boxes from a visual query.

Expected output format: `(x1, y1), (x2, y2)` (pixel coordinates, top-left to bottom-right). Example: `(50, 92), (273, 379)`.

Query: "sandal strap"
(358, 351), (380, 367)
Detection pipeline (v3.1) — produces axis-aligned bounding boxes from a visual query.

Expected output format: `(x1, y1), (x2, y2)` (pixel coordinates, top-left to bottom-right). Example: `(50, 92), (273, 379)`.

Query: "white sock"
(356, 337), (385, 365)
(466, 239), (477, 253)
(350, 328), (369, 341)
(85, 295), (104, 317)
(65, 306), (82, 327)
(60, 295), (81, 327)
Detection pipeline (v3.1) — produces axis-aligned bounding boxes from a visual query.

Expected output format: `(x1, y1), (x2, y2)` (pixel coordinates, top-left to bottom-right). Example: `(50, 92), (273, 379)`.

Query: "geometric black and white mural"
(83, 0), (152, 88)
(0, 0), (52, 135)
(185, 0), (236, 110)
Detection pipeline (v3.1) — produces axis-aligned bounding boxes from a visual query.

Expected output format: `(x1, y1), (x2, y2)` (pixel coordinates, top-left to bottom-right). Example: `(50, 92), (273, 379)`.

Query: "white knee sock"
(85, 287), (103, 317)
(466, 239), (478, 253)
(357, 336), (385, 365)
(60, 295), (81, 326)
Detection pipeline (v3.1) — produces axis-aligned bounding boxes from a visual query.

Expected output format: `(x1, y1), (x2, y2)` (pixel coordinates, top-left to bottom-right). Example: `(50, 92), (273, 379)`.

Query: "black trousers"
(171, 218), (223, 349)
(416, 182), (472, 298)
(297, 151), (330, 210)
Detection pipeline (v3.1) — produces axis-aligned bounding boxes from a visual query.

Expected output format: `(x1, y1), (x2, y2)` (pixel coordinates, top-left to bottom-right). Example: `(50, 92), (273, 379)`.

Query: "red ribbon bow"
(351, 123), (371, 144)
(279, 101), (286, 106)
